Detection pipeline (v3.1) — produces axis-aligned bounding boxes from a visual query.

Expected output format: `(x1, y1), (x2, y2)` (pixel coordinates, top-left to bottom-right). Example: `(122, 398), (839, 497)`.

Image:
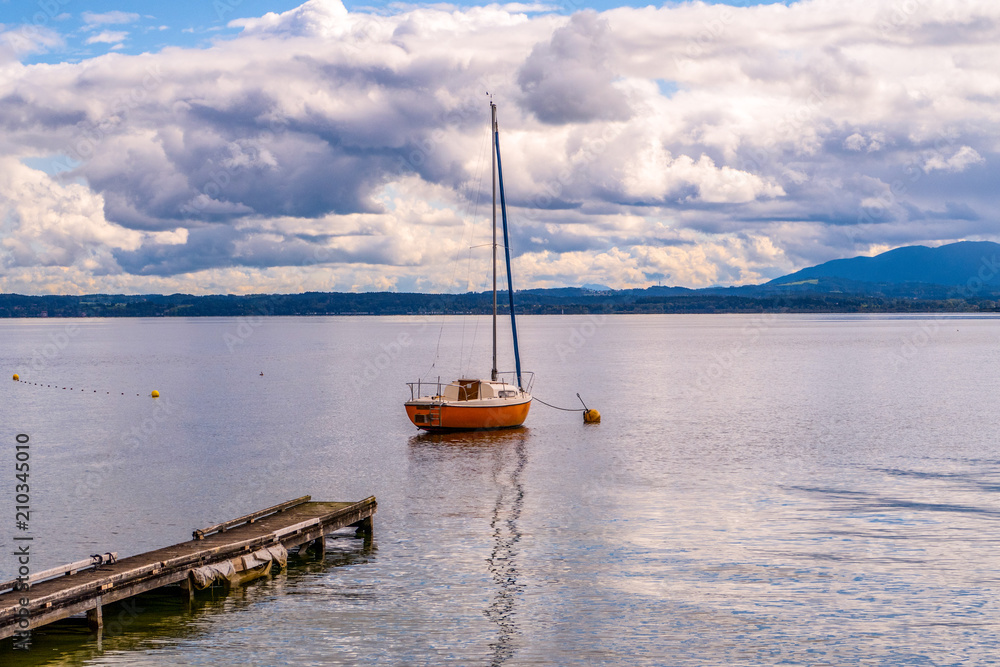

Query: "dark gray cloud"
(114, 226), (241, 276)
(518, 12), (632, 125)
(0, 94), (87, 131)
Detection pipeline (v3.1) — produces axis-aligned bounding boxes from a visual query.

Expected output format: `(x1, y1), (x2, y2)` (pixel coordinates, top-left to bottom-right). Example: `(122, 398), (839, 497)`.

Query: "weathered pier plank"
(0, 496), (376, 641)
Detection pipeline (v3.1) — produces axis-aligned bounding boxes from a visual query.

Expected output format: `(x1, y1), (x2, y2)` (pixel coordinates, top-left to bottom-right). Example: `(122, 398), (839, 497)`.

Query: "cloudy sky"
(0, 0), (996, 295)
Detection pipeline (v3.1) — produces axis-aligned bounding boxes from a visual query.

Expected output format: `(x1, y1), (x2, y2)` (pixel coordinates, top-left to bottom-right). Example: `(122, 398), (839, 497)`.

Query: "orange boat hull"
(405, 400), (530, 431)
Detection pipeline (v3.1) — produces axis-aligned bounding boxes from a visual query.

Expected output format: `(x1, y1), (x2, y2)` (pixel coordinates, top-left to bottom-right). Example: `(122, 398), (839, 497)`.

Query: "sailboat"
(404, 101), (533, 431)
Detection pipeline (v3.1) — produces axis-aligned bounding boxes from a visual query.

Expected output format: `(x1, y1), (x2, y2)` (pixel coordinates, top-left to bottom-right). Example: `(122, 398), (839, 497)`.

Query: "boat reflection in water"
(408, 429), (528, 665)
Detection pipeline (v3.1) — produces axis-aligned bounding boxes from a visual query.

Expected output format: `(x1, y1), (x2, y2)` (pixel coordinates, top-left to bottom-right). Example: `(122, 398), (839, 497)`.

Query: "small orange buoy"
(151, 390), (159, 398)
(12, 374), (19, 381)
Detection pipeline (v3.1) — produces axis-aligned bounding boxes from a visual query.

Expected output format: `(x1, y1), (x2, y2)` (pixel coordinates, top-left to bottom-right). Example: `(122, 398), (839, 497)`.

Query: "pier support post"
(354, 516), (373, 538)
(311, 536), (325, 559)
(299, 537), (325, 560)
(354, 516), (374, 551)
(180, 577), (195, 607)
(87, 596), (103, 632)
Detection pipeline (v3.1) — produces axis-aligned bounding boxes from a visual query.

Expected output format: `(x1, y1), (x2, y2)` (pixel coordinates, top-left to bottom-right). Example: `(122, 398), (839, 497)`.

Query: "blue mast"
(491, 102), (524, 391)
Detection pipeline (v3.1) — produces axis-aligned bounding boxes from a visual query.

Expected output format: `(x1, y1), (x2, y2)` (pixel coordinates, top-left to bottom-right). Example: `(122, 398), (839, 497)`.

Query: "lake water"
(2, 313), (1000, 665)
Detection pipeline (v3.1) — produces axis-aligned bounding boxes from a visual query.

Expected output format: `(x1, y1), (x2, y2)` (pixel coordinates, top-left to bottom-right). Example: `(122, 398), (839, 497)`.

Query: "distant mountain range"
(2, 241), (1000, 316)
(767, 241), (1000, 294)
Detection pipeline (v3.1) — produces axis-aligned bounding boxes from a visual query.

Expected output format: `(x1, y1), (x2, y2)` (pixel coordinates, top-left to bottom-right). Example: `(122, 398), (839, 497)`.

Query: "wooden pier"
(0, 495), (376, 641)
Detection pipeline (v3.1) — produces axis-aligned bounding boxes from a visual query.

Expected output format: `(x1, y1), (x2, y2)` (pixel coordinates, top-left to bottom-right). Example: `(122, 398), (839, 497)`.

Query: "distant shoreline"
(2, 291), (999, 317)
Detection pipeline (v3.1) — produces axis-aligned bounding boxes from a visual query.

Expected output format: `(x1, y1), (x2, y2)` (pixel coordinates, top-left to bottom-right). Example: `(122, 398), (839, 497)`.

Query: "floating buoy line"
(12, 373), (159, 398)
(532, 392), (601, 424)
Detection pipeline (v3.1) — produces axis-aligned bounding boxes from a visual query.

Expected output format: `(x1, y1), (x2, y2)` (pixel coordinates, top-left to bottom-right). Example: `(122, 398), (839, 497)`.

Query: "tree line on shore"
(2, 289), (999, 318)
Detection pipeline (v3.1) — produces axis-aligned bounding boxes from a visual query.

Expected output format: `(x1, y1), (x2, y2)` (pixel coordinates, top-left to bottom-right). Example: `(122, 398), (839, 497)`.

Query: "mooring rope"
(531, 396), (585, 412)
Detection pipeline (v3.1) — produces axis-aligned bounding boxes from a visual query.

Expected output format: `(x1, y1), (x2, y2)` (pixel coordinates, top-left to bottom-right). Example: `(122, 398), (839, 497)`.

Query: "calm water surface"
(2, 314), (999, 665)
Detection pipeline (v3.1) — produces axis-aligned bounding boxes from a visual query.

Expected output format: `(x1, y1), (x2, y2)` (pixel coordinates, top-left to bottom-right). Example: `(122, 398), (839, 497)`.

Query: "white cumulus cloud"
(84, 31), (128, 46)
(82, 11), (141, 26)
(923, 145), (985, 173)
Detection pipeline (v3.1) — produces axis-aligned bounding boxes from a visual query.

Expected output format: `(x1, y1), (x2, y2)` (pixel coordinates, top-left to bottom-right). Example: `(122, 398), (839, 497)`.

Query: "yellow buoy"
(12, 374), (19, 381)
(151, 390), (160, 398)
(576, 393), (600, 424)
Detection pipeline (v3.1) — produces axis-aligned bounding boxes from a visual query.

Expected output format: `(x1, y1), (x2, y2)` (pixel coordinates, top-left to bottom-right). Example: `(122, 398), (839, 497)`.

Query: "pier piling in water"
(0, 495), (376, 641)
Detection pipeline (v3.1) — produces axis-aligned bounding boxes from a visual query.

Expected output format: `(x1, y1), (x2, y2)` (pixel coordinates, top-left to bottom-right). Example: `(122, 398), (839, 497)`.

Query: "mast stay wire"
(424, 119), (492, 380)
(460, 123), (494, 377)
